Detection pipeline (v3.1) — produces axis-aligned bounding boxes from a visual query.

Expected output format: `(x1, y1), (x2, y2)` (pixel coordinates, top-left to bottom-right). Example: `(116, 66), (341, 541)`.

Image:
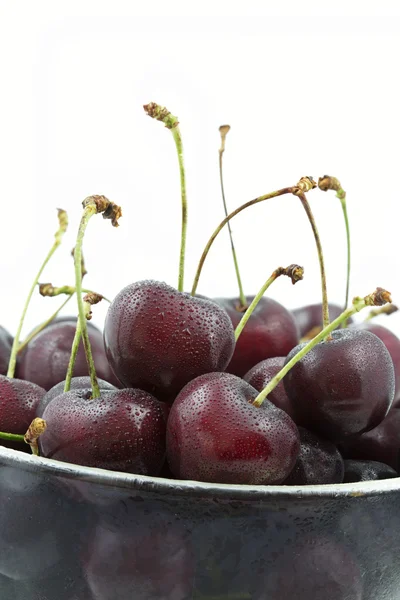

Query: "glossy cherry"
(104, 280), (235, 401)
(0, 375), (45, 450)
(339, 408), (400, 471)
(166, 372), (300, 484)
(292, 302), (352, 338)
(214, 296), (299, 377)
(39, 388), (166, 475)
(17, 320), (119, 390)
(0, 326), (12, 376)
(244, 356), (296, 420)
(283, 329), (395, 440)
(283, 427), (344, 485)
(36, 375), (117, 417)
(343, 459), (397, 482)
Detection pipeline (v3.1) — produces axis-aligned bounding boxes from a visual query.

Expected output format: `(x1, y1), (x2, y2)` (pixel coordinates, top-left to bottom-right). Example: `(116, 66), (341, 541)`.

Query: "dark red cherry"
(355, 323), (400, 405)
(292, 302), (353, 338)
(0, 375), (45, 450)
(283, 427), (344, 485)
(39, 388), (166, 475)
(104, 280), (235, 400)
(36, 375), (117, 417)
(214, 296), (299, 377)
(343, 459), (397, 482)
(0, 326), (12, 376)
(339, 408), (400, 471)
(17, 321), (119, 390)
(243, 356), (296, 420)
(284, 329), (394, 440)
(166, 372), (300, 484)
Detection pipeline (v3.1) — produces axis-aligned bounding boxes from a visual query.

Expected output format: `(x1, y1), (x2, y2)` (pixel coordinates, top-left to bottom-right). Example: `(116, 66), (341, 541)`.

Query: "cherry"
(339, 408), (400, 471)
(166, 372), (300, 484)
(355, 322), (400, 404)
(36, 375), (117, 417)
(343, 459), (397, 482)
(292, 302), (352, 338)
(0, 375), (45, 450)
(283, 329), (395, 440)
(104, 280), (235, 400)
(17, 320), (119, 390)
(243, 356), (296, 420)
(0, 326), (12, 376)
(39, 387), (166, 475)
(283, 427), (344, 485)
(215, 296), (299, 377)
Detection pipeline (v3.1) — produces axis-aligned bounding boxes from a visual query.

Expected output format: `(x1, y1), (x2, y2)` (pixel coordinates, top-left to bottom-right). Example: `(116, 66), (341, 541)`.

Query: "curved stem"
(219, 126), (246, 308)
(64, 318), (82, 393)
(296, 192), (330, 334)
(18, 294), (74, 354)
(7, 209), (68, 378)
(191, 187), (293, 296)
(235, 265), (303, 341)
(74, 206), (100, 398)
(0, 432), (24, 443)
(171, 125), (187, 292)
(340, 198), (351, 311)
(253, 288), (391, 407)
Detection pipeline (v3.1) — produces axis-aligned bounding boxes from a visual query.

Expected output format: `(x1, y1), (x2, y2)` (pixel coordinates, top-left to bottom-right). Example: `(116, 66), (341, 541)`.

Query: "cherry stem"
(143, 103), (187, 292)
(364, 304), (399, 321)
(39, 283), (110, 303)
(190, 186), (294, 296)
(235, 264), (304, 341)
(64, 316), (82, 393)
(24, 418), (47, 456)
(6, 209), (68, 378)
(295, 189), (330, 336)
(74, 204), (101, 398)
(0, 432), (25, 443)
(17, 294), (74, 355)
(219, 125), (246, 309)
(253, 287), (392, 407)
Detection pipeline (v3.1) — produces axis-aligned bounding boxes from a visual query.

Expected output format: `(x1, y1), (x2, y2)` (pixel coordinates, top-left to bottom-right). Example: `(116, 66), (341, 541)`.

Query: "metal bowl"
(1, 446), (400, 599)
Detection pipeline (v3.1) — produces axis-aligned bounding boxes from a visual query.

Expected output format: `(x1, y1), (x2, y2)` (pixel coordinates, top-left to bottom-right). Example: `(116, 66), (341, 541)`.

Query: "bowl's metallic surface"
(1, 446), (400, 599)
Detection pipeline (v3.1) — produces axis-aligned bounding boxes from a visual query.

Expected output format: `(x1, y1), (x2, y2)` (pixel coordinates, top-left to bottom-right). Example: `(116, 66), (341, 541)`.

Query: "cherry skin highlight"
(215, 296), (299, 377)
(39, 388), (166, 475)
(17, 321), (118, 390)
(283, 427), (344, 485)
(283, 329), (395, 441)
(104, 280), (235, 400)
(0, 375), (45, 450)
(244, 356), (296, 420)
(166, 372), (300, 484)
(343, 459), (397, 482)
(0, 326), (12, 376)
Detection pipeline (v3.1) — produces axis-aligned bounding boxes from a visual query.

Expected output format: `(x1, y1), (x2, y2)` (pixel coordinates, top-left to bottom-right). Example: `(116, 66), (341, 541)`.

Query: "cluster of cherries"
(1, 105), (400, 494)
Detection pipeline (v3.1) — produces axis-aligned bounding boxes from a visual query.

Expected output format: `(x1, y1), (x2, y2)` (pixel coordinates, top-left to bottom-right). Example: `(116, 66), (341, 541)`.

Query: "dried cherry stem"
(73, 195), (121, 398)
(7, 209), (68, 378)
(295, 185), (330, 336)
(144, 102), (187, 292)
(364, 304), (399, 321)
(235, 264), (304, 341)
(253, 287), (392, 407)
(219, 125), (246, 309)
(24, 418), (47, 456)
(39, 283), (110, 303)
(17, 295), (74, 354)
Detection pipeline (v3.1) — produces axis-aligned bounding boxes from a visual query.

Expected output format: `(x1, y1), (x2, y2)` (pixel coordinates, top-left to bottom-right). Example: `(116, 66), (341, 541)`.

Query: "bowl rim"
(1, 446), (400, 500)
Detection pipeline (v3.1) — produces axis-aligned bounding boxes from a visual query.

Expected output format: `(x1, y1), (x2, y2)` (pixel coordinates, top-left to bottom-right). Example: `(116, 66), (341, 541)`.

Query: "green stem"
(74, 206), (101, 398)
(64, 317), (82, 393)
(0, 432), (24, 444)
(18, 294), (73, 354)
(7, 209), (68, 378)
(219, 126), (246, 308)
(296, 192), (330, 333)
(253, 289), (390, 407)
(340, 197), (351, 311)
(171, 125), (187, 293)
(191, 187), (293, 296)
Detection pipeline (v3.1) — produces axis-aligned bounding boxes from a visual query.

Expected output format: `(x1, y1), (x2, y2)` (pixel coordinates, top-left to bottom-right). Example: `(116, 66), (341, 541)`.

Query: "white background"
(1, 1), (400, 338)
